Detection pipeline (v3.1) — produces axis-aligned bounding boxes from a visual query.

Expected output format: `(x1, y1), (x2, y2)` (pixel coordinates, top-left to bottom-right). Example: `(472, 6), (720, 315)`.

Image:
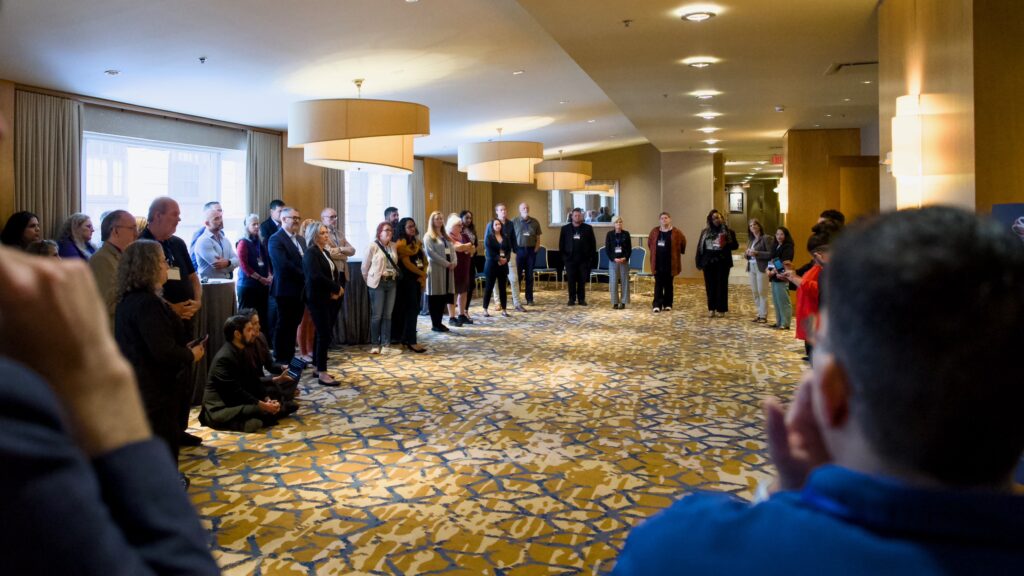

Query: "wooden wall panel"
(281, 132), (324, 221)
(421, 157), (443, 217)
(828, 155), (880, 224)
(0, 80), (15, 222)
(784, 129), (860, 262)
(879, 0), (975, 210)
(974, 0), (1024, 213)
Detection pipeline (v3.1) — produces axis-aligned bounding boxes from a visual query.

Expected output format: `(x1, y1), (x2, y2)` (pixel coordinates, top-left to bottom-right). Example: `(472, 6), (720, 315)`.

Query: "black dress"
(115, 289), (194, 460)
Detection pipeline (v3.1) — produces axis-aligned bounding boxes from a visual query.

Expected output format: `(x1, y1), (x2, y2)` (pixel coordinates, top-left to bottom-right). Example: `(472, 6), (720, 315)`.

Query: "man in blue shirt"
(613, 206), (1024, 575)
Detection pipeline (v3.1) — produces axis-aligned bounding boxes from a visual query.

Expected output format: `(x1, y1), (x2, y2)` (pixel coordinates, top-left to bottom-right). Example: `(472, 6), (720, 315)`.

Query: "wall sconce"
(774, 176), (789, 214)
(891, 94), (923, 209)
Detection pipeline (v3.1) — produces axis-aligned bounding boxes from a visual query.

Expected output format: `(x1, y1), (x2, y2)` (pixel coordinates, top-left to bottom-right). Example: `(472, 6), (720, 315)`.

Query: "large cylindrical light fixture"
(534, 155), (592, 191)
(458, 129), (543, 183)
(288, 80), (430, 174)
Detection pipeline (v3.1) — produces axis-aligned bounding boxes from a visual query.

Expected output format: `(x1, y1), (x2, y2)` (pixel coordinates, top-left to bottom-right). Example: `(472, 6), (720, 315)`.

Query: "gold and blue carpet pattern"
(182, 281), (805, 574)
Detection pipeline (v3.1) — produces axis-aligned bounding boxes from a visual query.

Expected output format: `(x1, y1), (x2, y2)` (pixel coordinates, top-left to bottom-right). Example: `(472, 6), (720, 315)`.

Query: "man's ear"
(814, 355), (851, 429)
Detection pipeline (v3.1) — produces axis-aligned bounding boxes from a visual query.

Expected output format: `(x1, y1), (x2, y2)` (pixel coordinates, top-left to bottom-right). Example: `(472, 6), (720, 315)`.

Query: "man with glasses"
(89, 209), (138, 326)
(268, 207), (307, 364)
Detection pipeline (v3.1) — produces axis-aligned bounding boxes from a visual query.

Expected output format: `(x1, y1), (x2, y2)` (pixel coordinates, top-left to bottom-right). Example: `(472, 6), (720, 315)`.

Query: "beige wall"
(974, 0), (1024, 213)
(784, 129), (860, 262)
(661, 151), (714, 278)
(878, 0), (975, 210)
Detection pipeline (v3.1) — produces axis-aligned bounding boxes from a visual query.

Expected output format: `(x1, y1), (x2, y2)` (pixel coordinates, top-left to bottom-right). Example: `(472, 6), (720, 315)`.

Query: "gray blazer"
(746, 234), (777, 273)
(423, 234), (455, 295)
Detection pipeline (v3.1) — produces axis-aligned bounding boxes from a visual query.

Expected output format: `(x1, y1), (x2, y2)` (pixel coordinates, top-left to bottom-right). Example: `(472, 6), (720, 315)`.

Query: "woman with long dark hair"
(695, 209), (739, 317)
(482, 218), (512, 317)
(1, 210), (42, 249)
(394, 217), (427, 353)
(744, 218), (776, 323)
(362, 221), (399, 351)
(767, 226), (795, 329)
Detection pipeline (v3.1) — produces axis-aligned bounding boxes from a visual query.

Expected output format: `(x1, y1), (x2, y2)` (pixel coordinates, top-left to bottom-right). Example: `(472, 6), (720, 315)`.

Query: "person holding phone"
(695, 209), (739, 317)
(744, 218), (776, 323)
(114, 240), (205, 473)
(482, 218), (513, 317)
(767, 226), (795, 329)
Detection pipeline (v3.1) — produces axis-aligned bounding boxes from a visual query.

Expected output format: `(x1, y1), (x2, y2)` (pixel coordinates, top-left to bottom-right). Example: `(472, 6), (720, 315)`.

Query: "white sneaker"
(663, 306), (672, 311)
(708, 310), (715, 318)
(381, 345), (392, 354)
(369, 346), (381, 354)
(653, 307), (661, 313)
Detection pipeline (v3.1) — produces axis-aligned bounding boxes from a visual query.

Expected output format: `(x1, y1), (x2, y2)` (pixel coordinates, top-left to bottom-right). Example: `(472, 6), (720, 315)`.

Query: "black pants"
(396, 278), (422, 344)
(273, 295), (304, 363)
(237, 283), (270, 340)
(427, 294), (450, 328)
(703, 261), (732, 312)
(308, 299), (337, 372)
(483, 260), (509, 310)
(516, 247), (536, 302)
(653, 266), (675, 308)
(266, 293), (278, 345)
(565, 259), (589, 303)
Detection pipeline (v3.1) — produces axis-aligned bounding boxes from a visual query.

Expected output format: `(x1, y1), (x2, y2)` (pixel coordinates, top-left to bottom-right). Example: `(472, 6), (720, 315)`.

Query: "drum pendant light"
(288, 79), (430, 174)
(534, 149), (592, 190)
(457, 128), (543, 183)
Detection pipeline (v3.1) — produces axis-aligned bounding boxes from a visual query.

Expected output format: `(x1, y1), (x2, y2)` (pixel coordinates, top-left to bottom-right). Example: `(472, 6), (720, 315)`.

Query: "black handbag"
(376, 241), (404, 281)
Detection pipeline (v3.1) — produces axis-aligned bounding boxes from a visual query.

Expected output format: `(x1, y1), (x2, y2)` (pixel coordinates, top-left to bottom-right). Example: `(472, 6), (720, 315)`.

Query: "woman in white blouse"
(361, 221), (399, 354)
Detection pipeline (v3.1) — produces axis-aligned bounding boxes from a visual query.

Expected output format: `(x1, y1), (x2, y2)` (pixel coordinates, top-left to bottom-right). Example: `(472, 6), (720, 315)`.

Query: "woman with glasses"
(362, 221), (399, 353)
(56, 213), (97, 261)
(236, 213), (273, 340)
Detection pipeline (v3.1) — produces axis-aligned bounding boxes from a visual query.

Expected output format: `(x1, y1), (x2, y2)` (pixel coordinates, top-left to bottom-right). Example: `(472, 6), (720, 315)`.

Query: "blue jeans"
(609, 261), (630, 305)
(369, 279), (397, 346)
(771, 280), (792, 328)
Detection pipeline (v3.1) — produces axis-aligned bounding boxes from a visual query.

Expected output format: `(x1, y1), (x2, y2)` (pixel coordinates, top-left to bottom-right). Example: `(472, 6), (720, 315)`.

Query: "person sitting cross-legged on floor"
(200, 315), (296, 433)
(613, 206), (1024, 575)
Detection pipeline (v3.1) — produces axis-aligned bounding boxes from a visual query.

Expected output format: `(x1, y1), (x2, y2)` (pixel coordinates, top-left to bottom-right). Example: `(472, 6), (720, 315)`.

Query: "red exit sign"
(770, 154), (784, 165)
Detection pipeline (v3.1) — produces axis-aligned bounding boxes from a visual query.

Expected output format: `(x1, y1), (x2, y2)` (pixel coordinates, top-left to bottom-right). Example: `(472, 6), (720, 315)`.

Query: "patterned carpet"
(181, 280), (806, 575)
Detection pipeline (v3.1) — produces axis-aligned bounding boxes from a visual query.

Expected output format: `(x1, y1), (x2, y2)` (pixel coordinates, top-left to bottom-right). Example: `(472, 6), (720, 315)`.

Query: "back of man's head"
(826, 206), (1024, 487)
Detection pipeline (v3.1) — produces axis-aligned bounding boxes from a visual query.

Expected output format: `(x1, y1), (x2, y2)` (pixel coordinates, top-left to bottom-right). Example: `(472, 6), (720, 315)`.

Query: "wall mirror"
(548, 180), (620, 226)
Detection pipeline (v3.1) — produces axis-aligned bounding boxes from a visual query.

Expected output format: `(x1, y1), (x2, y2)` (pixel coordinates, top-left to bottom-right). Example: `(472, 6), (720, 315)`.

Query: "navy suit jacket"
(0, 357), (219, 575)
(268, 229), (306, 299)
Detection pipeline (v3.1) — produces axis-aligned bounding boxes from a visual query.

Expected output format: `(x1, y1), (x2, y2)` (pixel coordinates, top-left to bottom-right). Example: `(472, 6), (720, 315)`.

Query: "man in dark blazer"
(260, 198), (285, 243)
(559, 207), (597, 306)
(268, 207), (306, 364)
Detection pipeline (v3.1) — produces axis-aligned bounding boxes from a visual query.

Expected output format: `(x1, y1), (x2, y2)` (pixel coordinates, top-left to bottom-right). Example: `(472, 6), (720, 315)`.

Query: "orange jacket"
(647, 227), (687, 277)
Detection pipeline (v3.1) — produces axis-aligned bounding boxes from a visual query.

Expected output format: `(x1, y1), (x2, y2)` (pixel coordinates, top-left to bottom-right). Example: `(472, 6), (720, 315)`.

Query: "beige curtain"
(322, 168), (344, 221)
(440, 161), (492, 225)
(15, 90), (83, 239)
(410, 158), (426, 228)
(246, 130), (283, 216)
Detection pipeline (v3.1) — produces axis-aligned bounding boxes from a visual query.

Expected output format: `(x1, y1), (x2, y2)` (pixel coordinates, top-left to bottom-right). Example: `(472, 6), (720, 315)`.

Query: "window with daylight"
(344, 170), (412, 254)
(81, 132), (247, 244)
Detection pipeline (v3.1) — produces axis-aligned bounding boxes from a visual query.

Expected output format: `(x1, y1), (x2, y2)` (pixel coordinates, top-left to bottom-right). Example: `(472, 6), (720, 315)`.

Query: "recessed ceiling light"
(690, 90), (721, 99)
(758, 161), (767, 165)
(559, 100), (569, 104)
(814, 124), (822, 128)
(512, 70), (525, 75)
(697, 127), (719, 133)
(825, 114), (832, 117)
(697, 112), (721, 120)
(405, 0), (419, 3)
(104, 69), (120, 76)
(682, 56), (719, 68)
(862, 80), (872, 84)
(753, 167), (762, 171)
(843, 98), (851, 102)
(706, 148), (720, 153)
(703, 139), (720, 145)
(587, 119), (596, 123)
(681, 11), (715, 22)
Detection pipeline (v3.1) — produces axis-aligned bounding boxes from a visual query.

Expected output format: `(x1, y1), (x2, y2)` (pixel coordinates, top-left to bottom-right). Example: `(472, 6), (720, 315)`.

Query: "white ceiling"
(0, 0), (878, 171)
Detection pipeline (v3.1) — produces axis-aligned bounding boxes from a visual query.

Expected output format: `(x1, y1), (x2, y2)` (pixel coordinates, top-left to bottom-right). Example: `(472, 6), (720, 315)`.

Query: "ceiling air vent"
(824, 61), (878, 75)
